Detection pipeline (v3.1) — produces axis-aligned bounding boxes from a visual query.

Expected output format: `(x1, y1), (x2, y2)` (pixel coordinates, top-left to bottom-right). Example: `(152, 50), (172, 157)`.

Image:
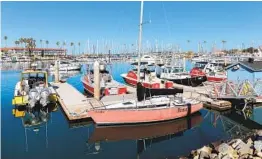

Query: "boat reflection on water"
(87, 113), (203, 155)
(12, 103), (57, 152)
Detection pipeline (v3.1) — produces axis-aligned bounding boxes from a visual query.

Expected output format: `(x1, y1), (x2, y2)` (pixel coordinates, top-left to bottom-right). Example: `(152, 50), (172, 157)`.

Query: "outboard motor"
(39, 88), (50, 107)
(28, 89), (40, 109)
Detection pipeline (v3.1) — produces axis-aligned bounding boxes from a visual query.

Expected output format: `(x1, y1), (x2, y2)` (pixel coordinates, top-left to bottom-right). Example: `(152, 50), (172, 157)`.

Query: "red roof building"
(0, 47), (67, 56)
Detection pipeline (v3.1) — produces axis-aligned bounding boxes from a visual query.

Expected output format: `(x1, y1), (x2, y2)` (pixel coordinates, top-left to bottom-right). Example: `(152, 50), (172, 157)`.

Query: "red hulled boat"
(121, 70), (161, 88)
(81, 65), (127, 97)
(190, 61), (227, 82)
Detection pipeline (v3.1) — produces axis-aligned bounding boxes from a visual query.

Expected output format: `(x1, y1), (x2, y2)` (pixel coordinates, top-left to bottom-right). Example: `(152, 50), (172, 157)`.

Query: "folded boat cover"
(136, 82), (183, 101)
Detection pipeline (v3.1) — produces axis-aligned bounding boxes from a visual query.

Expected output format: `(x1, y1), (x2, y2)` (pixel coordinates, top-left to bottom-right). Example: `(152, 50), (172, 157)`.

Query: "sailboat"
(88, 1), (203, 126)
(88, 82), (203, 126)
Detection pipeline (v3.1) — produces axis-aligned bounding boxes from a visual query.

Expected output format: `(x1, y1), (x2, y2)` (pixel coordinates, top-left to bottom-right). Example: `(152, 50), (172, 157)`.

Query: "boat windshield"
(195, 62), (207, 69)
(171, 67), (183, 73)
(22, 72), (46, 81)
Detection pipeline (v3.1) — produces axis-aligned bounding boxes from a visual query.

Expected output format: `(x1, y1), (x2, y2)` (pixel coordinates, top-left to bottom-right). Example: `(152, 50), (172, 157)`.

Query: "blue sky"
(1, 1), (262, 53)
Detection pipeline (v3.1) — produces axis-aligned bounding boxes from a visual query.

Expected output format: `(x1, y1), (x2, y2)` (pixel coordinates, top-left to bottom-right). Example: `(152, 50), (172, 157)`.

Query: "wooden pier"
(51, 80), (232, 122)
(182, 87), (232, 111)
(50, 82), (103, 121)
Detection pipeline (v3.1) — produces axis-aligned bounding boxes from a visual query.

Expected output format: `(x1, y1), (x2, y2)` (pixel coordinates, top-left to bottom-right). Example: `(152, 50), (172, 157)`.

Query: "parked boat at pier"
(49, 61), (81, 71)
(12, 69), (58, 111)
(88, 83), (203, 126)
(159, 65), (207, 87)
(81, 63), (127, 97)
(121, 62), (162, 88)
(190, 61), (227, 82)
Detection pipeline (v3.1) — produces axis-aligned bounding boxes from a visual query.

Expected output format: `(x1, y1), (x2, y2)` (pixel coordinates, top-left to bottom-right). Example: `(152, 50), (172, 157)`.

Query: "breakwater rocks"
(181, 130), (262, 159)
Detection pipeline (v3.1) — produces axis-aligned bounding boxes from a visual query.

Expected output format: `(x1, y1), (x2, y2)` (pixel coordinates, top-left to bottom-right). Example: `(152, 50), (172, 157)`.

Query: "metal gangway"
(203, 79), (262, 111)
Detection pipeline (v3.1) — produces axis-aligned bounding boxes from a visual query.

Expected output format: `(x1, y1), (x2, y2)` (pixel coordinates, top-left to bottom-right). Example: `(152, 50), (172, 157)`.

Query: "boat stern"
(12, 96), (28, 106)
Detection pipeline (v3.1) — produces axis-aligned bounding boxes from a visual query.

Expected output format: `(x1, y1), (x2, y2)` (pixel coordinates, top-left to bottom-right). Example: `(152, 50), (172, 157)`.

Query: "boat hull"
(164, 76), (207, 87)
(88, 103), (203, 126)
(81, 76), (127, 97)
(121, 72), (160, 88)
(207, 76), (226, 82)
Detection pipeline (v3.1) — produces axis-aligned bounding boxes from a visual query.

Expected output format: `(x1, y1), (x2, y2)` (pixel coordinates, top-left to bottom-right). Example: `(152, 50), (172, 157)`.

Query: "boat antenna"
(137, 0), (144, 83)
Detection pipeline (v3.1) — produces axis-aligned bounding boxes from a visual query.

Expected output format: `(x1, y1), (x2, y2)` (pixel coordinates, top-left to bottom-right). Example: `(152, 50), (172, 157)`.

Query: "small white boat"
(49, 61), (81, 71)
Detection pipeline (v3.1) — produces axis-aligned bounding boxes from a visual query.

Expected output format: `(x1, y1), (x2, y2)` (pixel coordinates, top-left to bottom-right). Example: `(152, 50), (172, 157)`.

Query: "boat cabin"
(88, 69), (112, 84)
(161, 66), (184, 74)
(21, 70), (48, 90)
(194, 62), (208, 69)
(225, 58), (262, 83)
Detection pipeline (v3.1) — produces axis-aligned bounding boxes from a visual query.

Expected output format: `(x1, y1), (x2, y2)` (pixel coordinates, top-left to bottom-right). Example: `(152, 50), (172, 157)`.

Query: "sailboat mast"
(137, 0), (144, 83)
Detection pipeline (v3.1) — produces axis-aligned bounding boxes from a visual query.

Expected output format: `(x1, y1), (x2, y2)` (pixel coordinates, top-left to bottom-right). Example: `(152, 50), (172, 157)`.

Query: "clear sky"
(1, 1), (262, 53)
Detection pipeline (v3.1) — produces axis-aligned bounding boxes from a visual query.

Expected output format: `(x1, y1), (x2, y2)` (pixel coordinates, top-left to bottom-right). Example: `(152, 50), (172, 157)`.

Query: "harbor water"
(2, 61), (262, 159)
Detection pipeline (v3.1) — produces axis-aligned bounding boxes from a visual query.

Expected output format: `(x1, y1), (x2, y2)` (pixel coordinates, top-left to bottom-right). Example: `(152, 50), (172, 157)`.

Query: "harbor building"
(0, 47), (67, 56)
(225, 58), (262, 83)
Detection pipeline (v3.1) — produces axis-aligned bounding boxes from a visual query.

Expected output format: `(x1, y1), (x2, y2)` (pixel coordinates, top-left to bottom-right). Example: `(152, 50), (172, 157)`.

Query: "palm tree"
(40, 39), (43, 48)
(4, 36), (8, 47)
(70, 42), (74, 55)
(27, 38), (36, 56)
(15, 41), (20, 47)
(63, 41), (66, 55)
(56, 41), (60, 48)
(78, 42), (81, 54)
(19, 38), (26, 55)
(46, 40), (49, 48)
(222, 40), (226, 51)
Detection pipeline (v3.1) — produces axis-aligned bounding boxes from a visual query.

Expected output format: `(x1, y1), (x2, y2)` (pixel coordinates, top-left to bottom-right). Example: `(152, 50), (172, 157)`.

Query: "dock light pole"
(94, 61), (100, 100)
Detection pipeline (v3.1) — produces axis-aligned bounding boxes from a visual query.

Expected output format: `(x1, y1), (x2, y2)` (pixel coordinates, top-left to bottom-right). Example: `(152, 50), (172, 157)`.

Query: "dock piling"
(94, 61), (101, 100)
(54, 60), (60, 83)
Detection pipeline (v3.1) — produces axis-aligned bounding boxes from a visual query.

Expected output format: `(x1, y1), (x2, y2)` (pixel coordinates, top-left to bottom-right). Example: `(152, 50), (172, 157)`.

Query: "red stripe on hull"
(82, 77), (127, 96)
(124, 77), (137, 87)
(207, 76), (227, 82)
(88, 103), (203, 125)
(123, 77), (160, 88)
(83, 81), (95, 95)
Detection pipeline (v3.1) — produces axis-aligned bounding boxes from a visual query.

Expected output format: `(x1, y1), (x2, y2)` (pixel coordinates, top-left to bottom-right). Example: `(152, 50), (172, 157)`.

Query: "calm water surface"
(2, 61), (262, 159)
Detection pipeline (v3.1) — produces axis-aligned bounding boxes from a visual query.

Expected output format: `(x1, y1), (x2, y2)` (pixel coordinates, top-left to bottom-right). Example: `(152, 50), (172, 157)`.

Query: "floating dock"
(51, 80), (232, 122)
(50, 82), (103, 121)
(182, 88), (232, 111)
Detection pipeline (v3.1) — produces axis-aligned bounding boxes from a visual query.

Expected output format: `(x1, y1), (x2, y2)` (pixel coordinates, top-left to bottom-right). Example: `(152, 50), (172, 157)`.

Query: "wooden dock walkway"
(50, 82), (103, 121)
(183, 90), (232, 111)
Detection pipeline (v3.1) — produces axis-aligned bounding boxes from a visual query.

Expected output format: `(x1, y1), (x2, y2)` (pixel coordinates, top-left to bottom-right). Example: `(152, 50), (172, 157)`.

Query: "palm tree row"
(4, 36), (231, 55)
